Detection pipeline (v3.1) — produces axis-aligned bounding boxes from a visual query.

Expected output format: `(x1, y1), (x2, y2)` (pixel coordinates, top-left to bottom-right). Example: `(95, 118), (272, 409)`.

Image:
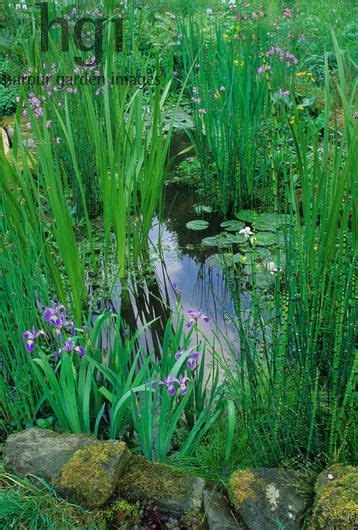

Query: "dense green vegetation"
(0, 0), (356, 527)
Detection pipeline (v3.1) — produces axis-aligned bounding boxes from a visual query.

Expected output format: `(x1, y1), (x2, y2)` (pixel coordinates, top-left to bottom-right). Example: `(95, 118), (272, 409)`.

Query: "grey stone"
(4, 428), (96, 485)
(203, 489), (244, 530)
(155, 475), (205, 516)
(229, 467), (311, 530)
(5, 126), (14, 140)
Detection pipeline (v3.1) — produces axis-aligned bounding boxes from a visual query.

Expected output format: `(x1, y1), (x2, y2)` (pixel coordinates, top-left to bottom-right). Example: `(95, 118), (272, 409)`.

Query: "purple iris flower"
(175, 349), (184, 360)
(43, 301), (66, 322)
(187, 350), (200, 370)
(177, 375), (190, 395)
(160, 375), (178, 397)
(185, 309), (212, 330)
(22, 327), (46, 352)
(56, 340), (85, 360)
(43, 302), (74, 338)
(167, 384), (177, 396)
(188, 309), (202, 320)
(187, 357), (197, 371)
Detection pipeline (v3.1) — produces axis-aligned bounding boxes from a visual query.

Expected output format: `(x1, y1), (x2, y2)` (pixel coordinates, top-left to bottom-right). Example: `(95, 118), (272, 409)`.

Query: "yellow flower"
(297, 105), (304, 110)
(296, 71), (316, 82)
(289, 116), (295, 124)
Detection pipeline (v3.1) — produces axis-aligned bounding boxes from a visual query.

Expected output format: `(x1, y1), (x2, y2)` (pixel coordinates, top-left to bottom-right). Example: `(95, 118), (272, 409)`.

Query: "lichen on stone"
(228, 469), (256, 509)
(116, 454), (191, 502)
(60, 440), (128, 507)
(265, 482), (280, 511)
(308, 464), (358, 530)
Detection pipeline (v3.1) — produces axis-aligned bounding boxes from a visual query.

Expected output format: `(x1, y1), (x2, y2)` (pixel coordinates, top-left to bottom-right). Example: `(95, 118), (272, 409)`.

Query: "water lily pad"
(202, 236), (220, 247)
(220, 220), (245, 232)
(252, 232), (277, 247)
(202, 233), (246, 248)
(254, 220), (277, 232)
(186, 220), (209, 231)
(235, 210), (255, 223)
(254, 213), (290, 231)
(194, 205), (213, 214)
(224, 233), (247, 245)
(233, 253), (254, 265)
(254, 247), (272, 259)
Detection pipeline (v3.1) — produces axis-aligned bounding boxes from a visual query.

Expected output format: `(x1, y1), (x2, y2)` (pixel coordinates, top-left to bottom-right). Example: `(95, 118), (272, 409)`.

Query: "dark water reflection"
(107, 182), (251, 358)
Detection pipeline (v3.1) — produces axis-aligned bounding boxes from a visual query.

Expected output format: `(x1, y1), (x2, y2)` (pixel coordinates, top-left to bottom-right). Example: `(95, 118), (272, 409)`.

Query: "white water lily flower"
(239, 226), (254, 239)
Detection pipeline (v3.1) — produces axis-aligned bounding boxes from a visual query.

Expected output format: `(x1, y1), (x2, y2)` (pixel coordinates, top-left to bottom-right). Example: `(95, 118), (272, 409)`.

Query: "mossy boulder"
(3, 428), (95, 484)
(228, 467), (310, 530)
(59, 441), (130, 508)
(116, 454), (205, 516)
(308, 464), (357, 529)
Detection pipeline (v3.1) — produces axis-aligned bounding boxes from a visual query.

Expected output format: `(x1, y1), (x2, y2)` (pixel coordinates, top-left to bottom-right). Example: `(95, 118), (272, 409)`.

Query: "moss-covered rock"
(116, 454), (205, 516)
(60, 441), (130, 508)
(308, 464), (357, 530)
(228, 467), (310, 530)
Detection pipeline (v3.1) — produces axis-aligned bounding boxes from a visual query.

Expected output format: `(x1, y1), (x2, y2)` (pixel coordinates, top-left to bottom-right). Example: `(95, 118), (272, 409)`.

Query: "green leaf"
(220, 220), (245, 232)
(186, 220), (209, 231)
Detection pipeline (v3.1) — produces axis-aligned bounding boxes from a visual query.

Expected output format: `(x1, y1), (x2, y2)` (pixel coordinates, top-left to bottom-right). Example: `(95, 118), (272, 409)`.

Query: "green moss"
(99, 499), (141, 528)
(60, 441), (129, 508)
(308, 465), (358, 530)
(116, 454), (191, 502)
(228, 469), (256, 510)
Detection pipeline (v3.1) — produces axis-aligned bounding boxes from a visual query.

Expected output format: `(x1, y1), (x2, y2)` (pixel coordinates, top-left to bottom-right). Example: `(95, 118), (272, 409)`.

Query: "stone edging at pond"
(3, 428), (357, 529)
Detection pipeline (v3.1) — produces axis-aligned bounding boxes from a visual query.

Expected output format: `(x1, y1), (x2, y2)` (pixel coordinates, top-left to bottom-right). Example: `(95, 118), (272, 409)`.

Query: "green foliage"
(0, 0), (356, 494)
(0, 464), (105, 529)
(220, 41), (356, 466)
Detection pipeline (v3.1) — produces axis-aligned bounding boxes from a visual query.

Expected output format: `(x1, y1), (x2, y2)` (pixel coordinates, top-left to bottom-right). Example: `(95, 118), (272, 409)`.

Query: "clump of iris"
(22, 300), (85, 360)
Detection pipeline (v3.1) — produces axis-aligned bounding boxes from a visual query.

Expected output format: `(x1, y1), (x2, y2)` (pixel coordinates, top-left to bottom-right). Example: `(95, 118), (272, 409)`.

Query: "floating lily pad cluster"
(186, 210), (290, 287)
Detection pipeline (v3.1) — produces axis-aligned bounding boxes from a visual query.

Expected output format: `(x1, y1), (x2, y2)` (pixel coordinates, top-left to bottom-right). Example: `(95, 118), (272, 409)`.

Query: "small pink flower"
(198, 108), (206, 114)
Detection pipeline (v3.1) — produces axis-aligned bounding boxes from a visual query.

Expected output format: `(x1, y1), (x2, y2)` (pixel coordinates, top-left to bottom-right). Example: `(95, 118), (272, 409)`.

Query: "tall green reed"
(220, 40), (356, 465)
(178, 15), (294, 214)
